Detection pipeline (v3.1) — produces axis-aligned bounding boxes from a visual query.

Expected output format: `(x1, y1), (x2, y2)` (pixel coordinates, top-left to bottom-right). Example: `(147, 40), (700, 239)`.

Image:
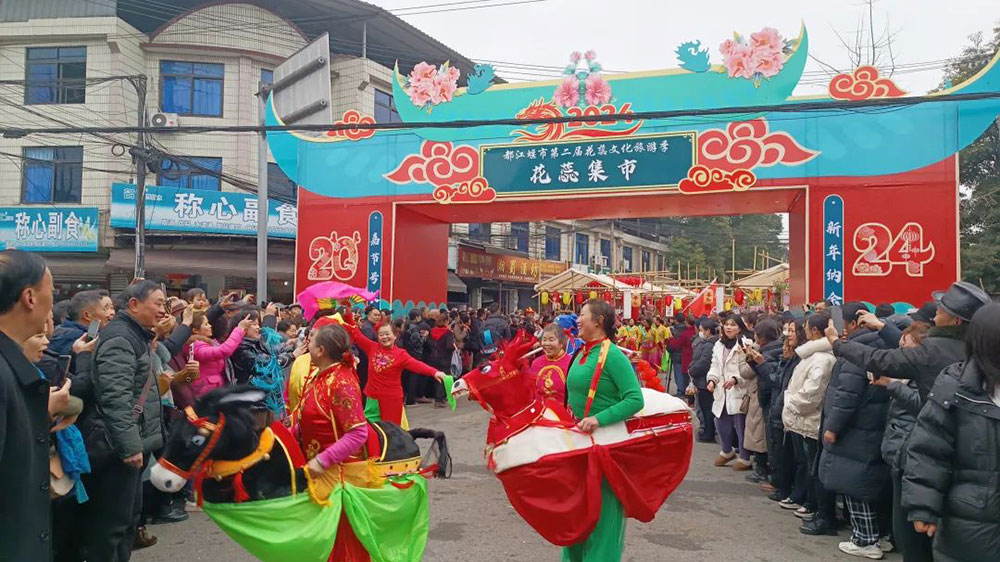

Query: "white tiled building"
(0, 0), (473, 301)
(450, 220), (672, 310)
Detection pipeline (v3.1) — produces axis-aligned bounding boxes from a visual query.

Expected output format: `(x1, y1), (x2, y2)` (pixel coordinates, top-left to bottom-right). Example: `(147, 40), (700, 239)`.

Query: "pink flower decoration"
(751, 49), (784, 78)
(411, 61), (437, 82)
(584, 50), (597, 61)
(408, 79), (433, 107)
(723, 44), (756, 79)
(432, 73), (458, 104)
(719, 39), (736, 57)
(554, 76), (580, 108)
(445, 65), (461, 82)
(750, 27), (783, 53)
(569, 51), (581, 63)
(585, 74), (612, 106)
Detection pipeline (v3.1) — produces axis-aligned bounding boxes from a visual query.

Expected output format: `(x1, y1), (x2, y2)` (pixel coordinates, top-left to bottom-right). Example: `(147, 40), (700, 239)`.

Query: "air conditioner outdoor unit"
(150, 112), (179, 128)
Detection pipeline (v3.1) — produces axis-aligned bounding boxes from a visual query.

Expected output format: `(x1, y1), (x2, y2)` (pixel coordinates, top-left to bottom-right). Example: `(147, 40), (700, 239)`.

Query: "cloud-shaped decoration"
(676, 40), (711, 72)
(467, 64), (496, 95)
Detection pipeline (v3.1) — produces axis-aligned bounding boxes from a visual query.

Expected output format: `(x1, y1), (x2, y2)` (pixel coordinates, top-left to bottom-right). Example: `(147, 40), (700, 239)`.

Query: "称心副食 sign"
(0, 207), (99, 252)
(110, 183), (296, 238)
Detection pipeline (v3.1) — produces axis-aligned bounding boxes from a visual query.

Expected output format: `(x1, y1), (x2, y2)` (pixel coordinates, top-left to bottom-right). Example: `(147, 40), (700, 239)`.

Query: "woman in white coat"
(707, 315), (755, 470)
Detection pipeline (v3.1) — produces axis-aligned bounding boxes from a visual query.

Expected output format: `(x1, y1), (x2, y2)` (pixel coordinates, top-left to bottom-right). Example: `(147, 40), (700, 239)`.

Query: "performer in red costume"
(340, 313), (445, 428)
(295, 323), (371, 562)
(528, 323), (572, 404)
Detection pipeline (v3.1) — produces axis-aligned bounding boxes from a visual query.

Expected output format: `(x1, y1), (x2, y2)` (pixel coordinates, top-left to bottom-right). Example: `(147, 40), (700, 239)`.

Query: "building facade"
(450, 220), (672, 311)
(0, 0), (474, 301)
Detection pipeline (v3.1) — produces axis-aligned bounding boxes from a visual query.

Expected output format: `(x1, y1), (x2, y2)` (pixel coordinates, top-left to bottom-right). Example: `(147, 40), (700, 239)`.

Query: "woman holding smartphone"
(706, 315), (755, 471)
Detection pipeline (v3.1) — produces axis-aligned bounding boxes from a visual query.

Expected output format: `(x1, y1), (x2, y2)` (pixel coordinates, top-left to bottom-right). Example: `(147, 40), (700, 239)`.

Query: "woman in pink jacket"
(190, 312), (253, 397)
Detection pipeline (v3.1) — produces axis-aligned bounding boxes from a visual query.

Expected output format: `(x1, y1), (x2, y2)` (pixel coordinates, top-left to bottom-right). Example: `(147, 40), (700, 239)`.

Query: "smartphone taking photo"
(50, 354), (72, 388)
(830, 306), (845, 336)
(87, 319), (100, 341)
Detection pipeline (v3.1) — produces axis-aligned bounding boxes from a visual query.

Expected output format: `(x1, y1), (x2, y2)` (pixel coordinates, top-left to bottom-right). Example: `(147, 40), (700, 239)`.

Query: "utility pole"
(128, 76), (149, 280)
(256, 81), (271, 303)
(731, 238), (736, 285)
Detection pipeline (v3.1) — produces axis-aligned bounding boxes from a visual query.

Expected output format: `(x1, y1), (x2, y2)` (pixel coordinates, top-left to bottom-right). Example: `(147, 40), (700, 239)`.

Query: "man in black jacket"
(819, 302), (891, 556)
(79, 281), (176, 562)
(0, 250), (57, 561)
(687, 318), (719, 443)
(832, 282), (990, 401)
(402, 309), (426, 405)
(479, 303), (510, 356)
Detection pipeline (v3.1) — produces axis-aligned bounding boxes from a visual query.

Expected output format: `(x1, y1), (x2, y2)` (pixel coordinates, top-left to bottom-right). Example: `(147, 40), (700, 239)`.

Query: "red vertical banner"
(807, 159), (958, 306)
(295, 190), (393, 298)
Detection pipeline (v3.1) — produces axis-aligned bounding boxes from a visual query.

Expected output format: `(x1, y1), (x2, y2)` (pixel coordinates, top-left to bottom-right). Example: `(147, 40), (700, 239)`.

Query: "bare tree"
(831, 0), (900, 75)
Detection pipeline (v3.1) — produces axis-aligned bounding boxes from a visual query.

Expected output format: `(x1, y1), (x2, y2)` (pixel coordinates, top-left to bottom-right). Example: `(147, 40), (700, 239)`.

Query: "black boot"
(799, 516), (838, 536)
(152, 501), (189, 524)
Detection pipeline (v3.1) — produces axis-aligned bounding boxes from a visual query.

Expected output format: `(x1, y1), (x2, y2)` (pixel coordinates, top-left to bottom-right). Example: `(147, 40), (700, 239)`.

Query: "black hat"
(874, 303), (895, 319)
(908, 301), (937, 324)
(931, 282), (991, 322)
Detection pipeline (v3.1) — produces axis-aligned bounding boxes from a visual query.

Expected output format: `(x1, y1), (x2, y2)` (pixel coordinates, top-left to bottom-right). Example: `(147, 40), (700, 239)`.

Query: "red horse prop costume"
(453, 336), (693, 546)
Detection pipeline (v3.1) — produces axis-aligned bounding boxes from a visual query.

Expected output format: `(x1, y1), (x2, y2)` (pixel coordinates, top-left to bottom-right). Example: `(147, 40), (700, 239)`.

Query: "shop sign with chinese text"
(0, 207), (99, 252)
(481, 132), (695, 195)
(456, 246), (567, 283)
(110, 183), (296, 238)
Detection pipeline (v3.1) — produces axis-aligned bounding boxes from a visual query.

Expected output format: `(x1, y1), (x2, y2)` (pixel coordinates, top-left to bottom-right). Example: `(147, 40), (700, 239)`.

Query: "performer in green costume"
(563, 299), (644, 562)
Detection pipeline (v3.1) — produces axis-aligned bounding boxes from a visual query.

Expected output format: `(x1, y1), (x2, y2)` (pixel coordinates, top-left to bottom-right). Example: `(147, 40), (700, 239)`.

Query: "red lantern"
(665, 295), (673, 308)
(575, 292), (585, 304)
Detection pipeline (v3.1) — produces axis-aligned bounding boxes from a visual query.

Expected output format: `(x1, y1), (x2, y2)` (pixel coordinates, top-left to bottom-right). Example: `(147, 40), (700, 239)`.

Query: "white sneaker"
(778, 498), (801, 510)
(839, 541), (884, 560)
(878, 538), (894, 553)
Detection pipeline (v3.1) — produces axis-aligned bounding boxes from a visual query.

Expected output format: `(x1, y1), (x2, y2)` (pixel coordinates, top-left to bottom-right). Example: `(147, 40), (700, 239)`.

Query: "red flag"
(684, 280), (719, 317)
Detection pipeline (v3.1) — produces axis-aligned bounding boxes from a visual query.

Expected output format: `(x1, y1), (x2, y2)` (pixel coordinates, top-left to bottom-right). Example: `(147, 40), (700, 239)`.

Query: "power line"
(4, 90), (997, 137)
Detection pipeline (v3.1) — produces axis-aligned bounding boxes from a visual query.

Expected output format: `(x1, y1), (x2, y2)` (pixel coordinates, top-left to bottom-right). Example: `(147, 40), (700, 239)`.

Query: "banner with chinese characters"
(823, 195), (845, 306)
(456, 246), (567, 283)
(480, 133), (695, 195)
(0, 207), (99, 252)
(110, 183), (296, 239)
(367, 211), (383, 294)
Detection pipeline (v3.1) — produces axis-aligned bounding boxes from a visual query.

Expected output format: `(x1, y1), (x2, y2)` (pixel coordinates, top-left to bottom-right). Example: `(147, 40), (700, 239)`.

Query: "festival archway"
(268, 25), (1000, 312)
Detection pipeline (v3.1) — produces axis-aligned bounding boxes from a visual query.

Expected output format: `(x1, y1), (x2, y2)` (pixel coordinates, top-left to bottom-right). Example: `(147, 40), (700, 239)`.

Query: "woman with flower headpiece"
(339, 311), (446, 429)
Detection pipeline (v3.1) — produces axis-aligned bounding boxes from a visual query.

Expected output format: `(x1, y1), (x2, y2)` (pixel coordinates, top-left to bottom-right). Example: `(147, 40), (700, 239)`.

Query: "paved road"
(135, 400), (899, 562)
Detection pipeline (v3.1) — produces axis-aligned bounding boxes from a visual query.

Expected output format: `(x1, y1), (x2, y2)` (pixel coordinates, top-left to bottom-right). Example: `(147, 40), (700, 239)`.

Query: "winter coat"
(231, 338), (267, 386)
(191, 327), (245, 397)
(766, 354), (801, 435)
(706, 340), (754, 418)
(49, 319), (87, 357)
(688, 335), (717, 389)
(902, 361), (1000, 562)
(833, 325), (967, 400)
(0, 331), (52, 560)
(783, 338), (836, 440)
(427, 327), (456, 373)
(666, 325), (696, 373)
(818, 329), (891, 501)
(881, 379), (922, 472)
(752, 340), (784, 410)
(742, 339), (782, 454)
(480, 314), (510, 354)
(89, 312), (163, 458)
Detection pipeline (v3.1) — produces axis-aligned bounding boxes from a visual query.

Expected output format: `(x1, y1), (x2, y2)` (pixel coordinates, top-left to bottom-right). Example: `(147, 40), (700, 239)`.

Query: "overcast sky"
(376, 0), (999, 96)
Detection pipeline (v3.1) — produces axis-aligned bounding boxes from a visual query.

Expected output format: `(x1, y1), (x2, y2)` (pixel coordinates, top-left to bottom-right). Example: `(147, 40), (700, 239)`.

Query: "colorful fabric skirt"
(202, 474), (428, 562)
